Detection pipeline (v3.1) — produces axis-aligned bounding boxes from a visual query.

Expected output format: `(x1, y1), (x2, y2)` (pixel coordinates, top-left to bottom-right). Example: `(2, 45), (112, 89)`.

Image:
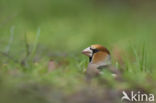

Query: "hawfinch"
(82, 44), (120, 80)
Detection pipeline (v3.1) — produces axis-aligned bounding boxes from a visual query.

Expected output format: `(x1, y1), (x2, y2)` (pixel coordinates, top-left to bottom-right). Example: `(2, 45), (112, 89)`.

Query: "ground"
(0, 0), (156, 103)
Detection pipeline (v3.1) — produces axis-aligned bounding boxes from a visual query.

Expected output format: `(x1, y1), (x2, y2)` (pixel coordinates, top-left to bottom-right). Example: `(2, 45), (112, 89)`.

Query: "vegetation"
(0, 0), (156, 103)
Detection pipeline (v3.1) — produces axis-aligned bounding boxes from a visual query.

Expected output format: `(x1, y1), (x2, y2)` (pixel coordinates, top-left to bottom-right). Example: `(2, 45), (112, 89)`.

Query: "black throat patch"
(89, 57), (92, 62)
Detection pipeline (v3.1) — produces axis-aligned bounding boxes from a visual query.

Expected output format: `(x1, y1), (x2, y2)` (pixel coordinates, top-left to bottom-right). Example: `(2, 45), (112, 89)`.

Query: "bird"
(82, 44), (121, 81)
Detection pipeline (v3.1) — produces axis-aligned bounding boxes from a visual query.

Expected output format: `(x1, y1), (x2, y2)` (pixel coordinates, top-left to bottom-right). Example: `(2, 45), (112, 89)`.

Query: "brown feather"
(82, 44), (120, 81)
(92, 51), (109, 64)
(91, 44), (110, 54)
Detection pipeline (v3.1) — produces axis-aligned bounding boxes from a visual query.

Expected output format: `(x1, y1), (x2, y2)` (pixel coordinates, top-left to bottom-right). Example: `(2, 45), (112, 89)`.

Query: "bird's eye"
(93, 49), (99, 53)
(90, 47), (99, 53)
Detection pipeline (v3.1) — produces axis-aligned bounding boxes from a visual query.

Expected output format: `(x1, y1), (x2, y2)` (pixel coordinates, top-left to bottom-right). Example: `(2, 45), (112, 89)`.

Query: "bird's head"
(82, 44), (111, 67)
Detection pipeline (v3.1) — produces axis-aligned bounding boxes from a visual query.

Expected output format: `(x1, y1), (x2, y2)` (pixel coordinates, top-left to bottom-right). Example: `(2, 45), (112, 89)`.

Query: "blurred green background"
(0, 0), (156, 103)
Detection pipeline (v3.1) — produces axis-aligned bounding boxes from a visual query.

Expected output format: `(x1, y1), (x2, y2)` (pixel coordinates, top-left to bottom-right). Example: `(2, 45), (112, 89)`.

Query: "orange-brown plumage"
(82, 44), (111, 80)
(90, 44), (110, 55)
(82, 44), (121, 81)
(92, 51), (109, 64)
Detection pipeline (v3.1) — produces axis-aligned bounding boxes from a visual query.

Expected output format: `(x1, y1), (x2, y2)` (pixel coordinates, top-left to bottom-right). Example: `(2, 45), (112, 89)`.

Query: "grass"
(0, 0), (156, 103)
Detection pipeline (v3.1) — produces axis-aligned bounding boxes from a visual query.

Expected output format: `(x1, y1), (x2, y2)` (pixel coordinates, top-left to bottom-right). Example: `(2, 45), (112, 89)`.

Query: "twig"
(5, 26), (15, 54)
(31, 28), (40, 55)
(20, 33), (31, 67)
(30, 28), (40, 59)
(21, 28), (40, 67)
(0, 26), (19, 64)
(24, 33), (31, 57)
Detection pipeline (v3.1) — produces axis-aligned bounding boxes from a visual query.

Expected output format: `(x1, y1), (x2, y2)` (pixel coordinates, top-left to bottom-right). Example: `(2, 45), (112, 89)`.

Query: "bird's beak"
(82, 47), (92, 57)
